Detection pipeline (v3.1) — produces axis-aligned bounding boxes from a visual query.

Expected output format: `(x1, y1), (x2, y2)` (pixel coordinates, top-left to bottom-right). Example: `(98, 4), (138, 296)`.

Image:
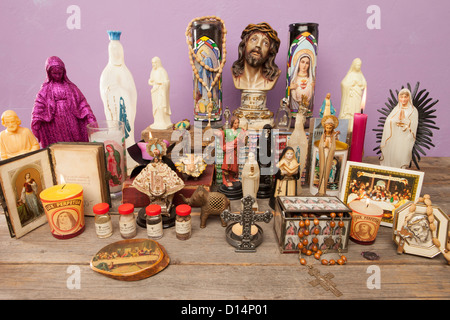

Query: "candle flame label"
(44, 199), (82, 211)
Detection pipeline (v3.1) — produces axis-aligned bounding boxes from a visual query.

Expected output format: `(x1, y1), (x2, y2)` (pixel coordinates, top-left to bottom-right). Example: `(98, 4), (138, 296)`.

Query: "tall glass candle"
(286, 23), (319, 120)
(191, 19), (224, 123)
(40, 183), (85, 239)
(87, 120), (126, 197)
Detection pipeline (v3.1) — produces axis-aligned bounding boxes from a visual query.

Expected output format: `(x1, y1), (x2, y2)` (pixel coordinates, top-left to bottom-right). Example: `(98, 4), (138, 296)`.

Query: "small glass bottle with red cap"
(93, 203), (113, 238)
(146, 204), (163, 240)
(175, 204), (192, 240)
(118, 203), (137, 239)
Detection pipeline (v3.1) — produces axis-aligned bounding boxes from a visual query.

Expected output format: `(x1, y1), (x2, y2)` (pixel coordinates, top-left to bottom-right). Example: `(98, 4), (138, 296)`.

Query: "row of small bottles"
(93, 202), (192, 240)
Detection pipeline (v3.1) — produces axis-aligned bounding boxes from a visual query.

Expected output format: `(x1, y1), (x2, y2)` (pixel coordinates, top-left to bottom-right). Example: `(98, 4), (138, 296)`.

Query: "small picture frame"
(340, 161), (425, 227)
(393, 201), (449, 258)
(0, 142), (111, 238)
(0, 149), (54, 238)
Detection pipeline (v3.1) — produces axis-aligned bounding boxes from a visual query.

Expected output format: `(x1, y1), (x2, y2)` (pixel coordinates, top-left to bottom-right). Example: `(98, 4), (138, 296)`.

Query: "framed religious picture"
(0, 142), (110, 238)
(339, 161), (425, 227)
(393, 201), (449, 259)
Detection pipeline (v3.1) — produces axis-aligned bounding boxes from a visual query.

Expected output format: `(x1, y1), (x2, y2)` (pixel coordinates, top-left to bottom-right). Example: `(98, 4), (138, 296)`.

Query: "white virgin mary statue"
(149, 57), (172, 130)
(380, 88), (418, 169)
(100, 31), (138, 173)
(338, 58), (367, 131)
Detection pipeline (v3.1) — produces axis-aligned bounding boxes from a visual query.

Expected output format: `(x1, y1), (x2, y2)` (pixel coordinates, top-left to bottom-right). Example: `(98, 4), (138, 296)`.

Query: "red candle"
(349, 113), (368, 162)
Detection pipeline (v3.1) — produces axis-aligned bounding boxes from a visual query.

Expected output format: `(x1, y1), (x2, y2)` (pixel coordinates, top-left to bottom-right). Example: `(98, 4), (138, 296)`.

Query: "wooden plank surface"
(0, 157), (449, 301)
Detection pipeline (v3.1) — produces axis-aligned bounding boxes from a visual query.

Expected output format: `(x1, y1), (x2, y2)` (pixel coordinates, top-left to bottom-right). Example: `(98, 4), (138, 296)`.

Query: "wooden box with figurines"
(273, 196), (352, 254)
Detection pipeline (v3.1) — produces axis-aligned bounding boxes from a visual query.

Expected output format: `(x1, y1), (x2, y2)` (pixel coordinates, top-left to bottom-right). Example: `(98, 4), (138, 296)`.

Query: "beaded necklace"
(185, 16), (227, 122)
(297, 212), (347, 297)
(298, 212), (348, 266)
(400, 195), (450, 264)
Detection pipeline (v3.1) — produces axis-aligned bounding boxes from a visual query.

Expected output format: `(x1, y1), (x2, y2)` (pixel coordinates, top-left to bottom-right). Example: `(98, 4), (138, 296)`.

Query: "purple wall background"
(1, 0), (449, 157)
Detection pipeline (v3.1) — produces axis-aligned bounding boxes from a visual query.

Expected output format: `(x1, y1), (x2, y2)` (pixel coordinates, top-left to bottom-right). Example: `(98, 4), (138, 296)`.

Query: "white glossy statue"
(380, 88), (418, 169)
(100, 31), (138, 172)
(287, 112), (308, 192)
(149, 57), (172, 130)
(338, 58), (367, 131)
(242, 152), (260, 210)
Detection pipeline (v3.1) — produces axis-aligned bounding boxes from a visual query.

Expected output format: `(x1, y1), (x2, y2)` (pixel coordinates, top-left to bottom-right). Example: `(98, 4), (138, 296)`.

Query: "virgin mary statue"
(149, 57), (172, 130)
(379, 88), (418, 169)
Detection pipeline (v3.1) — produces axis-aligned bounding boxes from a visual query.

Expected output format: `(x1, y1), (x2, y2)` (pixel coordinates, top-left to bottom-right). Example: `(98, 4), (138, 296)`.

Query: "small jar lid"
(119, 203), (134, 215)
(93, 203), (110, 215)
(176, 204), (191, 216)
(146, 204), (161, 216)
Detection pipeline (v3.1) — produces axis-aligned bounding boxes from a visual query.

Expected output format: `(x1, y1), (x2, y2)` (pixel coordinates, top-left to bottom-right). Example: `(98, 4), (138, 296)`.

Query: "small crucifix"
(221, 195), (273, 252)
(394, 227), (413, 254)
(308, 266), (343, 297)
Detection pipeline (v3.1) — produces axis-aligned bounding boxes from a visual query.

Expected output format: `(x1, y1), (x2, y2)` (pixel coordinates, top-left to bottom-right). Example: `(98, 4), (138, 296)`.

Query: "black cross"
(221, 195), (272, 252)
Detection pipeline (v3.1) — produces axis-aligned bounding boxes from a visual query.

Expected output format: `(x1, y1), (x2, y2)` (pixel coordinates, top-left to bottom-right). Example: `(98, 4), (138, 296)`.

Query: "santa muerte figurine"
(31, 56), (97, 149)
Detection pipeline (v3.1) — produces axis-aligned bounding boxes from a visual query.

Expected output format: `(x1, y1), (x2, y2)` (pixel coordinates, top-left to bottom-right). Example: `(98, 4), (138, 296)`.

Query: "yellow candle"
(40, 184), (85, 239)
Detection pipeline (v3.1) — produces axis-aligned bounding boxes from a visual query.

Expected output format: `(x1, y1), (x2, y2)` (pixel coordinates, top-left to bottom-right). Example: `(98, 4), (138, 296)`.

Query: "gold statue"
(1, 110), (40, 160)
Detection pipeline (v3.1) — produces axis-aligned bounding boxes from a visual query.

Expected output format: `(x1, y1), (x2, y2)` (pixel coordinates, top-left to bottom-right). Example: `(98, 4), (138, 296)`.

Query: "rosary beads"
(298, 212), (348, 266)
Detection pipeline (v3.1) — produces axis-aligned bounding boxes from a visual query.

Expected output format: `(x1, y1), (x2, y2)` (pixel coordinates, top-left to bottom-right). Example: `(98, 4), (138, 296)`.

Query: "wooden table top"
(1, 157), (449, 301)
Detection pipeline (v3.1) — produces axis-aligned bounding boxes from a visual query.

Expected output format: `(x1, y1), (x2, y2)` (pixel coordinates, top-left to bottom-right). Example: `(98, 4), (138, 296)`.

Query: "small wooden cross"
(308, 266), (343, 297)
(394, 227), (413, 254)
(221, 195), (273, 252)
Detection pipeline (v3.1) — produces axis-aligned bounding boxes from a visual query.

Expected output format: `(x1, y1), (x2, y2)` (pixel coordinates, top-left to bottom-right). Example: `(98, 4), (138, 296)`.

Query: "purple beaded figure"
(31, 56), (97, 148)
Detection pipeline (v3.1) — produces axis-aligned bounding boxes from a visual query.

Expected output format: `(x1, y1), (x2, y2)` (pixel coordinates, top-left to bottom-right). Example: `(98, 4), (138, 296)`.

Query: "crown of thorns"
(241, 22), (280, 51)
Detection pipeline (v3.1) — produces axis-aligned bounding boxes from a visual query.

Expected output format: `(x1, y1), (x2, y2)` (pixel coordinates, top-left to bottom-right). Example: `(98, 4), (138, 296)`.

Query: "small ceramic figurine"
(338, 58), (367, 131)
(31, 56), (97, 149)
(174, 153), (207, 179)
(223, 106), (231, 129)
(231, 22), (281, 91)
(221, 116), (246, 187)
(0, 110), (40, 160)
(319, 93), (336, 118)
(379, 88), (418, 169)
(275, 98), (292, 129)
(242, 152), (260, 210)
(100, 31), (138, 170)
(149, 57), (172, 130)
(287, 112), (308, 191)
(317, 115), (340, 196)
(270, 147), (300, 208)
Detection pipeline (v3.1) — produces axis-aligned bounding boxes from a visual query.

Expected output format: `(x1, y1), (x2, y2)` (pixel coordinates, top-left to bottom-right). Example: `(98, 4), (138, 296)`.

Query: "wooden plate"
(90, 238), (170, 281)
